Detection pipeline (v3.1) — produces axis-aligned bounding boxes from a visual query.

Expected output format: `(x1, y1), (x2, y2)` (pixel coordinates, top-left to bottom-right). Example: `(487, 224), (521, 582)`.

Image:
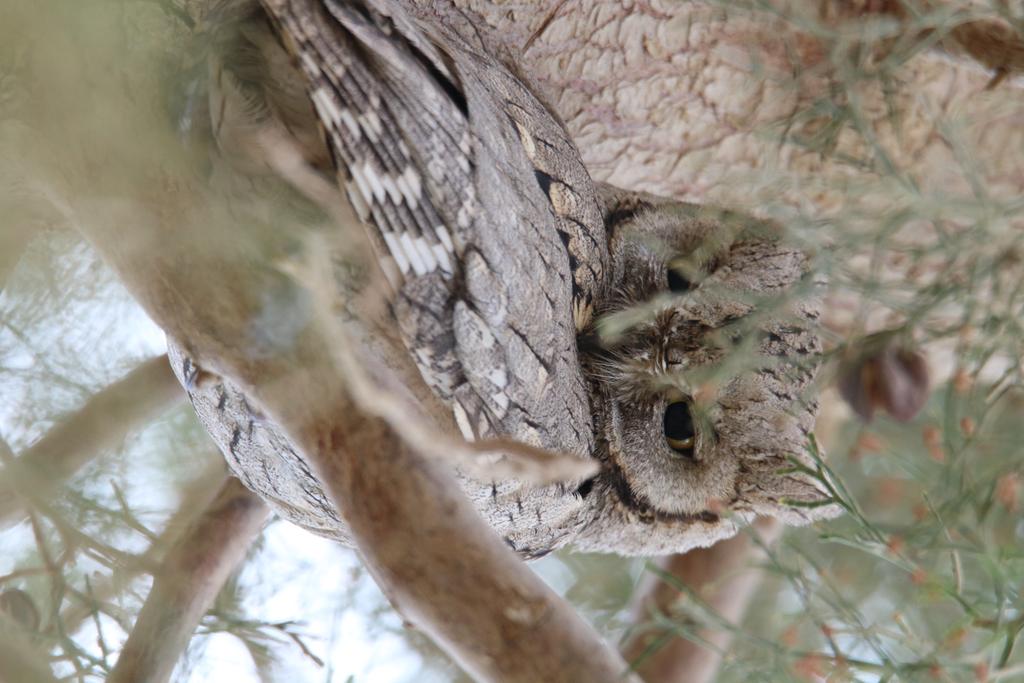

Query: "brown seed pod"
(838, 338), (929, 422)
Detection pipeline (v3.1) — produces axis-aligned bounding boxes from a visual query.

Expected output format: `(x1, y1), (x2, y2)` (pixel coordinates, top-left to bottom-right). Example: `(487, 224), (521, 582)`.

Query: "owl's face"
(582, 198), (831, 527)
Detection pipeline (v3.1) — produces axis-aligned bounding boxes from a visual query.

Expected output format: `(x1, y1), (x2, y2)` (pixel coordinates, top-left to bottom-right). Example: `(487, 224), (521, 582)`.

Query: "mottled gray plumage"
(170, 0), (838, 557)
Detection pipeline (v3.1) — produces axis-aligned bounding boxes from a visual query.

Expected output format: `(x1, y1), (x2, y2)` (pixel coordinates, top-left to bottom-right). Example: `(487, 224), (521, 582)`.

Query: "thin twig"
(0, 355), (185, 528)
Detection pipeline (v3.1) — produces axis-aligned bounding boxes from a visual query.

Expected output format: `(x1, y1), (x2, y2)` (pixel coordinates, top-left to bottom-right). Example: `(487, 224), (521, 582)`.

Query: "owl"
(169, 0), (838, 558)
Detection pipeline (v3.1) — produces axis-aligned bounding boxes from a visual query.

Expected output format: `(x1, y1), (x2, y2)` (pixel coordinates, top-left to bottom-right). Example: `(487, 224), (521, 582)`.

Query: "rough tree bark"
(458, 0), (1024, 259)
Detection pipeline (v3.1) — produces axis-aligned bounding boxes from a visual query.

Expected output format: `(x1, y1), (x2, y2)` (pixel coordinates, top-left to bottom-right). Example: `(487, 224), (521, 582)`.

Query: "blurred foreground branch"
(622, 518), (783, 683)
(0, 223), (34, 293)
(108, 477), (268, 683)
(0, 615), (59, 683)
(0, 354), (184, 529)
(259, 361), (636, 683)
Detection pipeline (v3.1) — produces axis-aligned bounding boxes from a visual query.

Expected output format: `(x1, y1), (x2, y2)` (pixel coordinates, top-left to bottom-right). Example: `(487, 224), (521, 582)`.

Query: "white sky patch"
(215, 523), (427, 683)
(182, 632), (260, 682)
(0, 233), (166, 449)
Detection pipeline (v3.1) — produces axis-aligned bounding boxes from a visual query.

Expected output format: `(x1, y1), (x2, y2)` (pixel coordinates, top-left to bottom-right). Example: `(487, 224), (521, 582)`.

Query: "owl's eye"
(663, 401), (696, 457)
(666, 267), (693, 293)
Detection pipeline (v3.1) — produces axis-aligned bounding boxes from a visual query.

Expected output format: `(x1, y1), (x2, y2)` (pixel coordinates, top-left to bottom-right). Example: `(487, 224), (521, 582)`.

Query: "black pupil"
(667, 268), (692, 292)
(663, 402), (695, 450)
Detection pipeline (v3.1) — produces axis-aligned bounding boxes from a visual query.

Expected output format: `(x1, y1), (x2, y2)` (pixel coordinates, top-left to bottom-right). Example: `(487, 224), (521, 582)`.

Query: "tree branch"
(0, 615), (59, 683)
(621, 518), (783, 683)
(108, 477), (269, 683)
(57, 456), (229, 634)
(263, 366), (636, 682)
(0, 354), (185, 528)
